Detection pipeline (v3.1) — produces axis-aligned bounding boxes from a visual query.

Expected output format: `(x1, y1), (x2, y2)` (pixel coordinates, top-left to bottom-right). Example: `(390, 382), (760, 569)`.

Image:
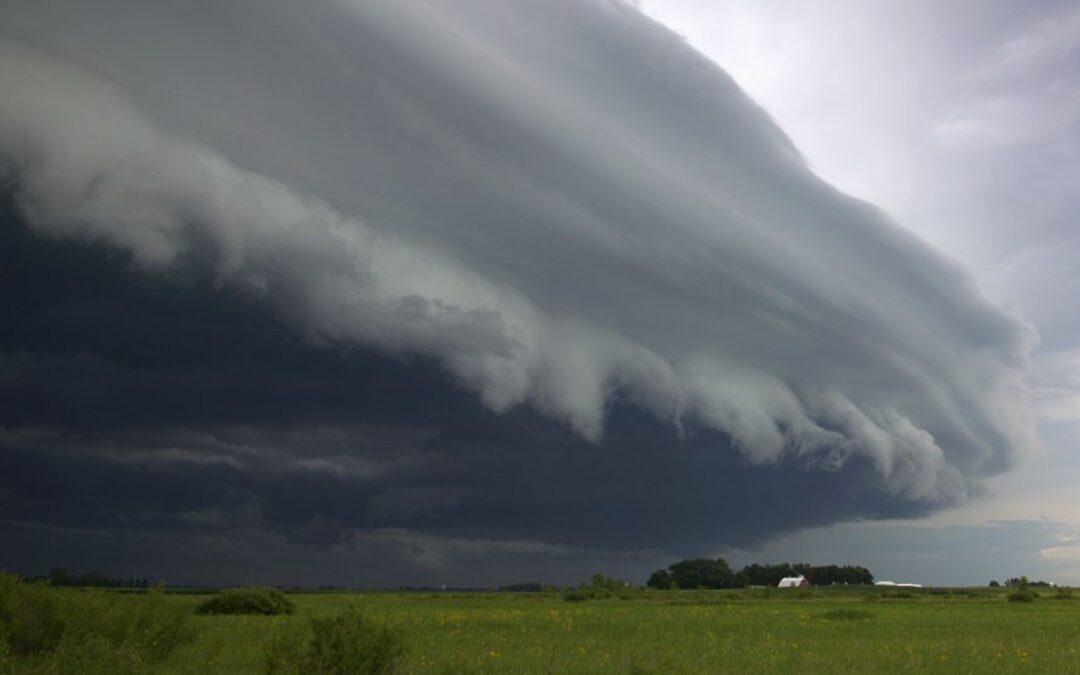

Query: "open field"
(6, 582), (1080, 673)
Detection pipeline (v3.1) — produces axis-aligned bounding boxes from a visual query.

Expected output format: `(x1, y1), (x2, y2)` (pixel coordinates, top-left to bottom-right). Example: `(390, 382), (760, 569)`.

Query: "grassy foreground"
(7, 583), (1080, 673)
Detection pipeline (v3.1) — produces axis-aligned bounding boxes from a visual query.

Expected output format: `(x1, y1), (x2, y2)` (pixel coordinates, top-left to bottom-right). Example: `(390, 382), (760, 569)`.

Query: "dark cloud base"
(0, 194), (934, 585)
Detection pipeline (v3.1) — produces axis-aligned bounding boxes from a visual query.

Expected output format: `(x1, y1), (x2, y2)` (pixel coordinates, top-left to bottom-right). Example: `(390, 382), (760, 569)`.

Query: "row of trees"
(740, 563), (874, 587)
(989, 577), (1053, 588)
(646, 558), (873, 589)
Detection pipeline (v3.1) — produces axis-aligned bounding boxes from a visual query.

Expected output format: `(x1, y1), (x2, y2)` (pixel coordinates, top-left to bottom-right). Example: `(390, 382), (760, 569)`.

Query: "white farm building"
(777, 575), (809, 588)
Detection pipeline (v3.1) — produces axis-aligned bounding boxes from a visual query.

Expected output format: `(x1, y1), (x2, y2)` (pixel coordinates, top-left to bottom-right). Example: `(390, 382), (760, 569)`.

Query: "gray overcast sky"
(641, 0), (1080, 583)
(0, 0), (1077, 586)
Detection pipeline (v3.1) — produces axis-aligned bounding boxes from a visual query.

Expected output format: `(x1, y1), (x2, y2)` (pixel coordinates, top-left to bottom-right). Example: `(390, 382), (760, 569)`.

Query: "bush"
(0, 573), (193, 671)
(265, 609), (407, 674)
(562, 590), (590, 602)
(43, 633), (146, 674)
(196, 587), (295, 616)
(1053, 588), (1074, 600)
(61, 584), (193, 663)
(1007, 590), (1036, 603)
(0, 574), (64, 655)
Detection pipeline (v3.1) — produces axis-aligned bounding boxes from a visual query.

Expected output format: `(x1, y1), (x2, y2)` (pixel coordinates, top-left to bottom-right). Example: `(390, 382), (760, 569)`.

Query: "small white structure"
(778, 575), (809, 588)
(877, 580), (923, 588)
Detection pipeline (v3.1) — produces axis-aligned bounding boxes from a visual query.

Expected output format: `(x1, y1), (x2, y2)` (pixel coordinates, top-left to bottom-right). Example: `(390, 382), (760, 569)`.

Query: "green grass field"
(162, 588), (1078, 673)
(7, 582), (1080, 673)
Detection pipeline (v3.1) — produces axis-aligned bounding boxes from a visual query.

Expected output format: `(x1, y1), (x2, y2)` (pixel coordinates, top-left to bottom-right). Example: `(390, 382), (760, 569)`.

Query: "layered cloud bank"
(0, 0), (1039, 578)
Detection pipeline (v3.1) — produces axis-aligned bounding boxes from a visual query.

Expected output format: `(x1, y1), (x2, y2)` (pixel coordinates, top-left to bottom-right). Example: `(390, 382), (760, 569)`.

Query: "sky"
(640, 0), (1080, 584)
(0, 0), (1077, 587)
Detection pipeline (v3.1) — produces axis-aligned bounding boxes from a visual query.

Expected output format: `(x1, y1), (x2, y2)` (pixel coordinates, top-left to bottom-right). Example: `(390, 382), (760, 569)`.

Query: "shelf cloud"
(0, 0), (1039, 582)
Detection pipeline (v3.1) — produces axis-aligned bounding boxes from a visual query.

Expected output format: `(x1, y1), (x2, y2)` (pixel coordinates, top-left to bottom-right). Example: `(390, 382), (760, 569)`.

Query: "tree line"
(989, 576), (1053, 588)
(646, 558), (873, 589)
(25, 568), (151, 588)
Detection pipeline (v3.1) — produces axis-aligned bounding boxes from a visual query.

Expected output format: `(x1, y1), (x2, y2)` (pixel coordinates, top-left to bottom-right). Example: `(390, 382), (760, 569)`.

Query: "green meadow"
(5, 578), (1080, 673)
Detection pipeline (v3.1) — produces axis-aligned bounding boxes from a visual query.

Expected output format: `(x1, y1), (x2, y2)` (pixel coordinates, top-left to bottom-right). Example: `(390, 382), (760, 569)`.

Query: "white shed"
(777, 575), (809, 588)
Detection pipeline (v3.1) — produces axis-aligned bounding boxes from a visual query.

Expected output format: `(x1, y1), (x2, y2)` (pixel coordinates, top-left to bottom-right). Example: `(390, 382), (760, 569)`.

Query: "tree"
(989, 580), (1001, 587)
(666, 558), (735, 589)
(646, 569), (672, 590)
(738, 563), (790, 587)
(647, 558), (735, 590)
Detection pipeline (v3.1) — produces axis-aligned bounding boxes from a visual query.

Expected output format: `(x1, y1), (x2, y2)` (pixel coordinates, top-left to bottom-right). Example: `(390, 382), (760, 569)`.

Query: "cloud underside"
(0, 0), (1038, 579)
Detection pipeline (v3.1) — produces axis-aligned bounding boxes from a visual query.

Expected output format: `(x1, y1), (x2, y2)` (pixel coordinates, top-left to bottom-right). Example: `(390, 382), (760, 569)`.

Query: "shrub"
(308, 611), (406, 674)
(0, 574), (64, 655)
(56, 584), (193, 664)
(265, 609), (407, 674)
(196, 587), (295, 616)
(1053, 588), (1074, 600)
(43, 633), (145, 675)
(562, 590), (590, 602)
(264, 624), (309, 674)
(0, 573), (193, 671)
(1007, 590), (1036, 603)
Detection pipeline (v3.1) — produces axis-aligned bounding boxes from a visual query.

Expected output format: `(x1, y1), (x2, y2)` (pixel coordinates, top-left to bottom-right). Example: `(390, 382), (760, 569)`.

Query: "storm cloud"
(0, 0), (1039, 583)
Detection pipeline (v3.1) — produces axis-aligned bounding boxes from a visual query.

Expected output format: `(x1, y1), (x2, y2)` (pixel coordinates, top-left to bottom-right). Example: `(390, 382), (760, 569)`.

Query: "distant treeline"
(25, 568), (150, 588)
(646, 559), (873, 589)
(498, 582), (548, 593)
(990, 577), (1053, 588)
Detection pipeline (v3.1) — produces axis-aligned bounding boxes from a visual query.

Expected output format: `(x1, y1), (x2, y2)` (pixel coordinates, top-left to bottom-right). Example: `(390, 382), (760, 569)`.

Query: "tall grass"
(0, 573), (193, 673)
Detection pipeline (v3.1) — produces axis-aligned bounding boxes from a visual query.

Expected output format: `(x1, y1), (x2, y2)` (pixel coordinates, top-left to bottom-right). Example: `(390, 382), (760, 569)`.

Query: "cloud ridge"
(0, 0), (1038, 505)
